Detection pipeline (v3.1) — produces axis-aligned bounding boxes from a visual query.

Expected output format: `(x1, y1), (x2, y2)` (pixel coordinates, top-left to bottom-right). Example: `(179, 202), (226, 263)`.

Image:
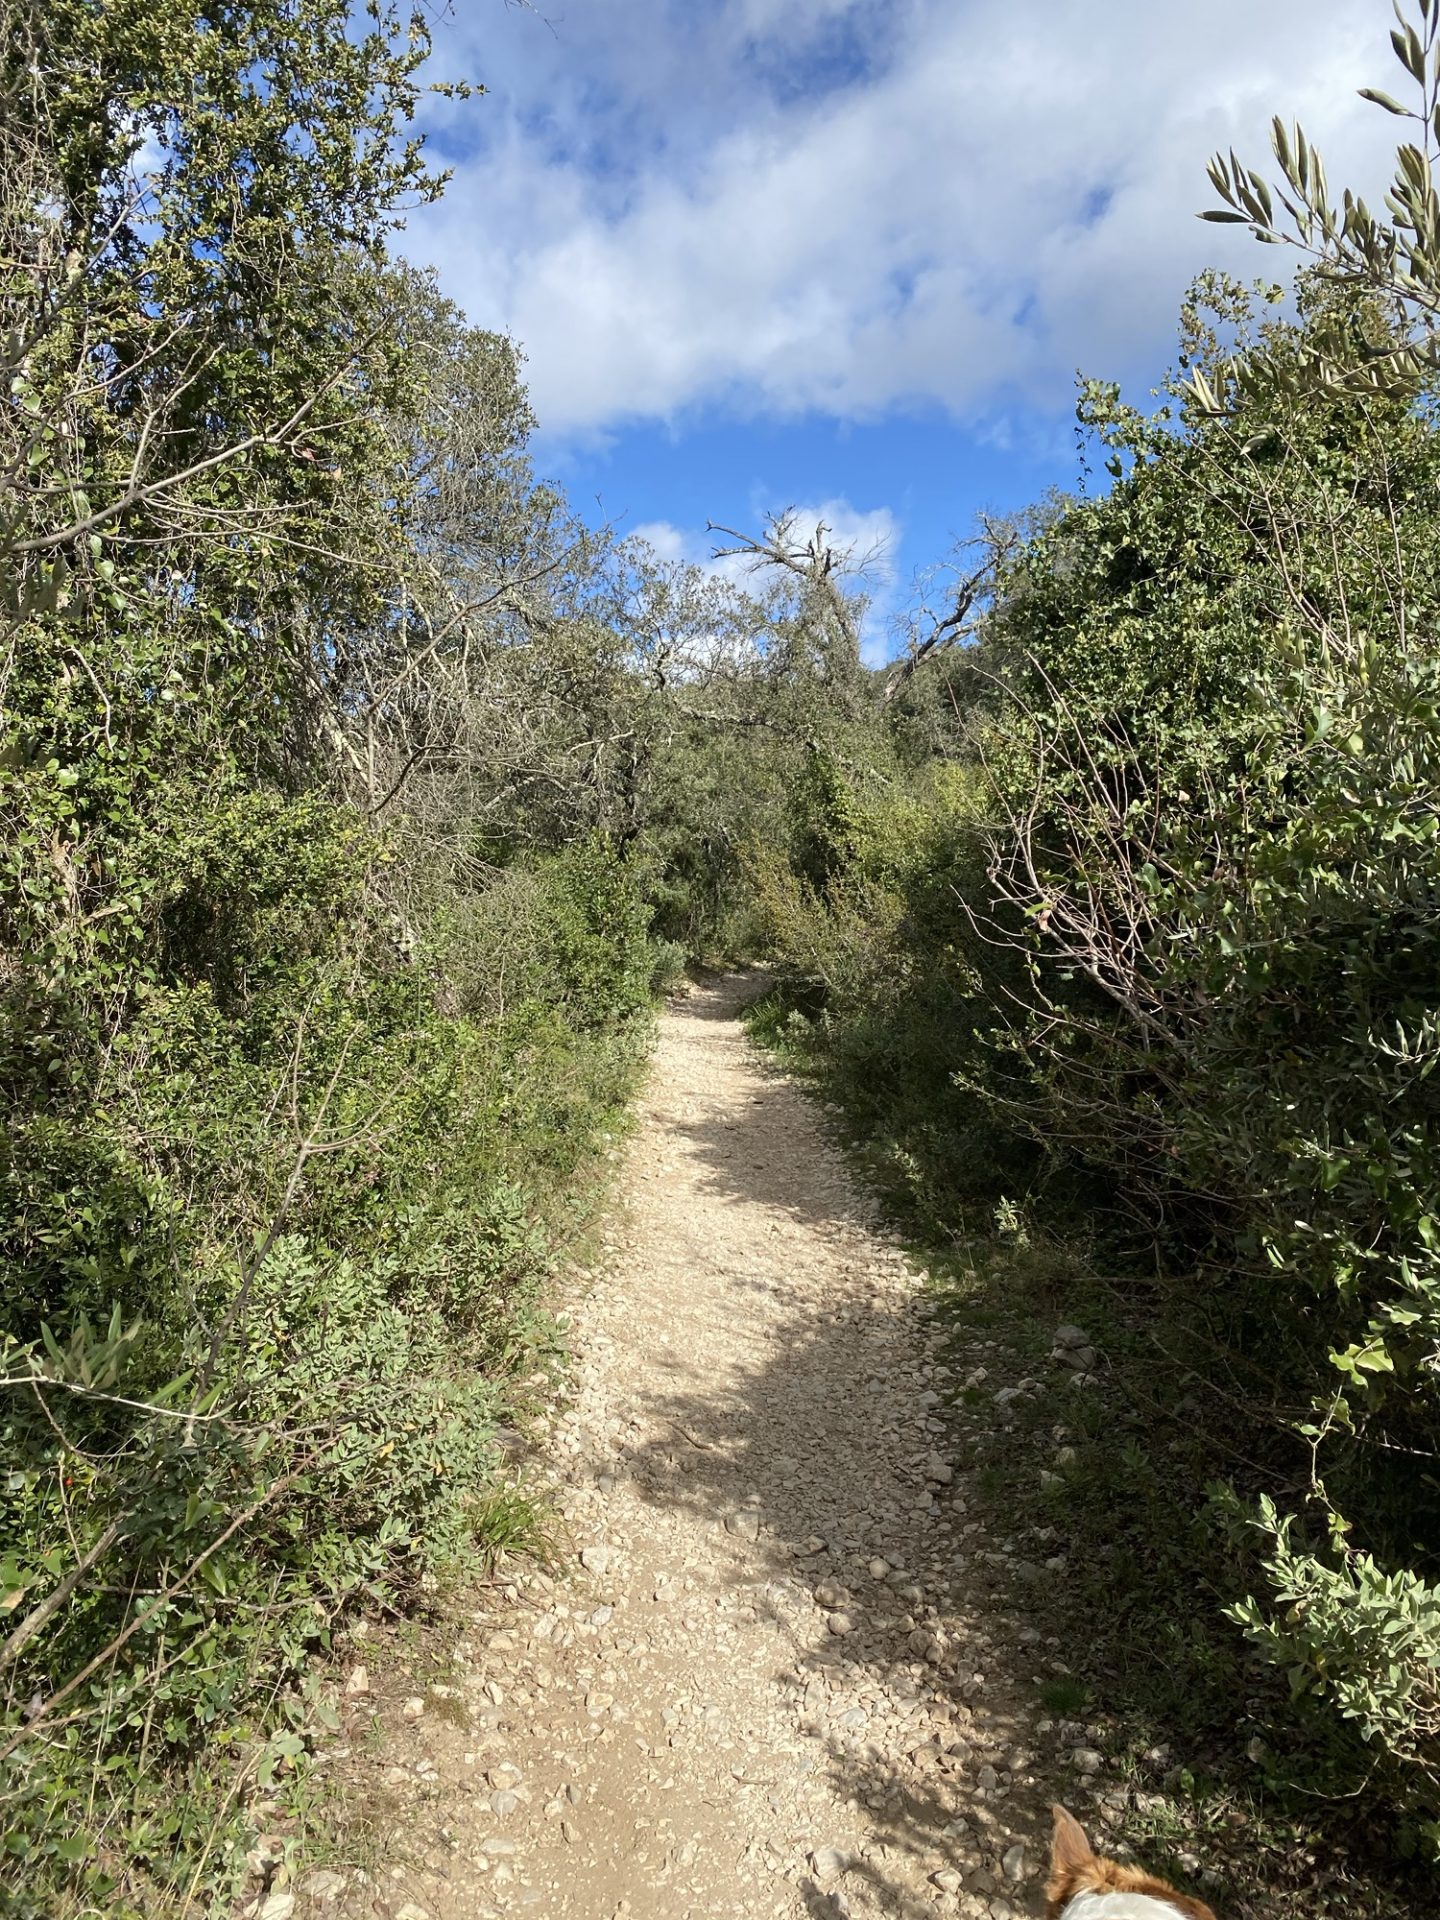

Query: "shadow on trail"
(663, 1100), (870, 1239)
(617, 983), (1062, 1916)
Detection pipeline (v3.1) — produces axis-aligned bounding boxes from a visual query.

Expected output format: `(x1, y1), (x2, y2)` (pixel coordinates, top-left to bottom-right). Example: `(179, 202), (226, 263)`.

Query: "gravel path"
(310, 973), (1063, 1920)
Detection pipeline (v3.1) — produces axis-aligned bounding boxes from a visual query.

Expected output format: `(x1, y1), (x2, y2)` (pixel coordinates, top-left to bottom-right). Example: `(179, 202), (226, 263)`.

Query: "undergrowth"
(0, 842), (660, 1920)
(748, 992), (1429, 1917)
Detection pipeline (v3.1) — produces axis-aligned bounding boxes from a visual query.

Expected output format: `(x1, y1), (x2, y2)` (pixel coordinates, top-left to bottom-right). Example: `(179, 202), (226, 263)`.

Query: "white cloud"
(405, 0), (1396, 435)
(627, 519), (698, 567)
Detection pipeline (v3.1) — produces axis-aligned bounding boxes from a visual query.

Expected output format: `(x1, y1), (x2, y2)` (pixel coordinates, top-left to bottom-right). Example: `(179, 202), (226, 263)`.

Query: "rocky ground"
(269, 972), (1125, 1920)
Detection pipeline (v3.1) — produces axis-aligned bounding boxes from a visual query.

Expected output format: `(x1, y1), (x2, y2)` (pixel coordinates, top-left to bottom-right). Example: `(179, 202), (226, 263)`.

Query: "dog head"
(1046, 1805), (1218, 1920)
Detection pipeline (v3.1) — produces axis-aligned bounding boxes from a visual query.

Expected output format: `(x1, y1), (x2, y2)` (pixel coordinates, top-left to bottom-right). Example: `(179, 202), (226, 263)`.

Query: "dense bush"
(755, 15), (1440, 1857)
(0, 803), (656, 1914)
(749, 759), (1039, 1232)
(0, 4), (665, 1911)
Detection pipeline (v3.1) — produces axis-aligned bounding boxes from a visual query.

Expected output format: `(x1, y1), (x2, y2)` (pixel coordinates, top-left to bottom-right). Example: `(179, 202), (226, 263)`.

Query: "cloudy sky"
(402, 0), (1398, 656)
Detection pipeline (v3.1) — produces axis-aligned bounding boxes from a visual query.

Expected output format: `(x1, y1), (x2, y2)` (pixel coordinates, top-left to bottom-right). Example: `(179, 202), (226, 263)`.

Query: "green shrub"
(751, 759), (1038, 1234)
(964, 275), (1440, 1841)
(0, 829), (656, 1913)
(1232, 1499), (1440, 1814)
(754, 266), (1440, 1856)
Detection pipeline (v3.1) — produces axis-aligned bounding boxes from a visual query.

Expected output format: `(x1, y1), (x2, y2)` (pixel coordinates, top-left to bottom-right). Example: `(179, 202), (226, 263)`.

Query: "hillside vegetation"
(5, 0), (1440, 1911)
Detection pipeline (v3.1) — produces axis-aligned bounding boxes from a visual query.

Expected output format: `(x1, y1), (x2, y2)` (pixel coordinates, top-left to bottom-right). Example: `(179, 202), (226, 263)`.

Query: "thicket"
(752, 5), (1440, 1868)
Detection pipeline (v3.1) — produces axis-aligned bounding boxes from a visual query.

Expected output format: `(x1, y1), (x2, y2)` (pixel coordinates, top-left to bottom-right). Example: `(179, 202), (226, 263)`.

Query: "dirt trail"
(320, 973), (1067, 1920)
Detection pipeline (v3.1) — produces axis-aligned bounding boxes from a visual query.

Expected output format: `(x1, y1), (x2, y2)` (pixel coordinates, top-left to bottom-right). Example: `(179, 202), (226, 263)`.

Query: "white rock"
(300, 1871), (346, 1904)
(580, 1545), (612, 1574)
(725, 1509), (760, 1541)
(908, 1627), (944, 1663)
(827, 1612), (854, 1636)
(1071, 1747), (1103, 1775)
(810, 1847), (851, 1880)
(1001, 1844), (1027, 1882)
(1054, 1345), (1097, 1372)
(931, 1868), (962, 1894)
(401, 1696), (424, 1719)
(343, 1664), (370, 1696)
(1053, 1325), (1089, 1349)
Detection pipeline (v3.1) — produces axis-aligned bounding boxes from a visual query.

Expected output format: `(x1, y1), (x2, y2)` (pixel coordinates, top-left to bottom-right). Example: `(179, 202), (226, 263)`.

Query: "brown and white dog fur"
(1046, 1805), (1218, 1920)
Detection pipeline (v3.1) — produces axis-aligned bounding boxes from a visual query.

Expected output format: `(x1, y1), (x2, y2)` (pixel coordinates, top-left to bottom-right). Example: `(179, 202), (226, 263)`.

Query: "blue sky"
(400, 0), (1396, 658)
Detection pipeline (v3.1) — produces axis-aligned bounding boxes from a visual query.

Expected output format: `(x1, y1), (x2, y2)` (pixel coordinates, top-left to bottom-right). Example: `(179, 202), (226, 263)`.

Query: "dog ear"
(1050, 1804), (1094, 1879)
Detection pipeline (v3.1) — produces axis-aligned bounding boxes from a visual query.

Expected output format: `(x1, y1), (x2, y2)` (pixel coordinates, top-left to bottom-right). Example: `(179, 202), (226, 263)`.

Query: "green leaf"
(1393, 24), (1427, 83)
